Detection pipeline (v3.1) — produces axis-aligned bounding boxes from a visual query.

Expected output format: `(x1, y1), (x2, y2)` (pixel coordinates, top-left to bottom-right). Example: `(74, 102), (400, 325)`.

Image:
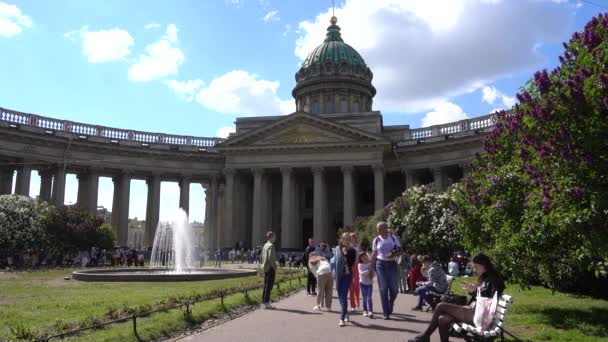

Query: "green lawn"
(0, 267), (305, 341)
(451, 276), (608, 341)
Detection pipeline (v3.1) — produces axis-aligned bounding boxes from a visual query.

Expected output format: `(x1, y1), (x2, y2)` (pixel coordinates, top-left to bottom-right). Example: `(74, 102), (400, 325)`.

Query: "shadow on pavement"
(350, 320), (422, 334)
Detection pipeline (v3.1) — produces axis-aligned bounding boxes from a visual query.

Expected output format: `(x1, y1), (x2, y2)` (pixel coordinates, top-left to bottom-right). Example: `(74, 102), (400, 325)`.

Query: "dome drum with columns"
(293, 16), (376, 114)
(0, 15), (496, 252)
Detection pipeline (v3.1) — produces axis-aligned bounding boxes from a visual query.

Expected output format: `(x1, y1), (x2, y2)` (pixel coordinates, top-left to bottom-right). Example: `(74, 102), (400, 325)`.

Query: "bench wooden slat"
(451, 293), (513, 339)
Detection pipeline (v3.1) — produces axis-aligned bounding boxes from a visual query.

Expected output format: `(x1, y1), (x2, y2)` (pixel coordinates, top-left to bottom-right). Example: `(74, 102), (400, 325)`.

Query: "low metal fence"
(34, 272), (305, 342)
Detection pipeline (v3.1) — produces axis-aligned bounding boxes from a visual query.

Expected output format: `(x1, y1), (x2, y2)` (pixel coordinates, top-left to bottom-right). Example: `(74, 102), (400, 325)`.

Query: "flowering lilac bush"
(0, 195), (51, 255)
(454, 14), (608, 294)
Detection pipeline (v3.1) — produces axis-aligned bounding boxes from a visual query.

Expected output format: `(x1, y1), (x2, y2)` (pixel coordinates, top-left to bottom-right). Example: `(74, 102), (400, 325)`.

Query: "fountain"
(72, 209), (256, 282)
(149, 209), (196, 273)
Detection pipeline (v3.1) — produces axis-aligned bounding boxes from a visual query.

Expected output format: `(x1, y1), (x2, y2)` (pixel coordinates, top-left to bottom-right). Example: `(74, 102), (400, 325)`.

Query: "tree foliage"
(96, 224), (116, 250)
(0, 195), (50, 254)
(46, 206), (105, 254)
(454, 14), (608, 294)
(353, 185), (461, 261)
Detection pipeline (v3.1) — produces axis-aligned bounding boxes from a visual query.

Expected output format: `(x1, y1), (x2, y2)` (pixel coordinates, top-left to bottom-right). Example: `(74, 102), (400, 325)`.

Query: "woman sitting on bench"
(408, 253), (505, 342)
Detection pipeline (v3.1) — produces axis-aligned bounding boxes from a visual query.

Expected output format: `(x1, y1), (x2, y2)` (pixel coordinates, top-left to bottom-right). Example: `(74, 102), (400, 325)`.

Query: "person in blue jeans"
(331, 233), (356, 327)
(358, 251), (375, 318)
(412, 255), (448, 310)
(370, 222), (402, 320)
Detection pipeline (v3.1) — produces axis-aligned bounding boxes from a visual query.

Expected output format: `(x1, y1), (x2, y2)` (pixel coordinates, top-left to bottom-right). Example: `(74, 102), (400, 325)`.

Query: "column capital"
(311, 166), (324, 175)
(251, 167), (264, 176)
(341, 165), (354, 174)
(372, 164), (385, 173)
(280, 166), (292, 175)
(223, 168), (236, 176)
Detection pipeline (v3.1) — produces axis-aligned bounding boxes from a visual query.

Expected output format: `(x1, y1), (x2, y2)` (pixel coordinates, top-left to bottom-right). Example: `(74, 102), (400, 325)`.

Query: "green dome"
(301, 24), (367, 68)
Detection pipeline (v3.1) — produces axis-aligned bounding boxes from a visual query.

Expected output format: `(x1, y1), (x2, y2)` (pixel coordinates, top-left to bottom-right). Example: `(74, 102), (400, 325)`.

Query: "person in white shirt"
(308, 253), (333, 311)
(371, 222), (402, 320)
(448, 258), (460, 276)
(358, 251), (375, 318)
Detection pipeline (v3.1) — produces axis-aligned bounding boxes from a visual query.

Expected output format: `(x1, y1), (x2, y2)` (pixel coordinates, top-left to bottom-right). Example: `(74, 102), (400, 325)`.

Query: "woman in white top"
(308, 253), (333, 311)
(370, 222), (402, 320)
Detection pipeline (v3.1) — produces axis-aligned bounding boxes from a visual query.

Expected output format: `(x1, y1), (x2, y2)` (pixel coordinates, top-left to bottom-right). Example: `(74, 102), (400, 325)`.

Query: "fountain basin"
(72, 267), (257, 282)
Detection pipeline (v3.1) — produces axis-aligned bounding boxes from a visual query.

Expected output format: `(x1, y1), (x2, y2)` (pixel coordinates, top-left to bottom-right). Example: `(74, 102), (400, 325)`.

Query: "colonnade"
(0, 164), (219, 250)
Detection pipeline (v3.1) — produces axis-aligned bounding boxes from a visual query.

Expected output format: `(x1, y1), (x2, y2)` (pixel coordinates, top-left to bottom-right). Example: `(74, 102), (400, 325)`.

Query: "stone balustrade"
(0, 107), (224, 148)
(408, 113), (495, 140)
(2, 106), (497, 147)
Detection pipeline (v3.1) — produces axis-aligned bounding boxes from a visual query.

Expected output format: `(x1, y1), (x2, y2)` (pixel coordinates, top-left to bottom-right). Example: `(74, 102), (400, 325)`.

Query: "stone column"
(15, 164), (32, 196)
(206, 177), (219, 251)
(433, 167), (445, 192)
(145, 174), (161, 247)
(217, 183), (225, 248)
(179, 176), (190, 215)
(51, 166), (66, 206)
(76, 172), (90, 209)
(0, 167), (15, 195)
(251, 168), (266, 247)
(404, 168), (416, 190)
(86, 169), (99, 215)
(373, 164), (385, 211)
(280, 167), (296, 249)
(222, 168), (235, 248)
(460, 162), (470, 179)
(342, 165), (356, 228)
(312, 166), (328, 243)
(111, 176), (121, 234)
(38, 169), (53, 202)
(117, 172), (131, 246)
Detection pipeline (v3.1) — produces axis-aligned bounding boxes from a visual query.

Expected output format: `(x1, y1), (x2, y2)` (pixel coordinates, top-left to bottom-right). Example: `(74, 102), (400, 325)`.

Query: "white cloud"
(144, 23), (161, 30)
(421, 101), (468, 127)
(195, 70), (294, 116)
(263, 10), (280, 22)
(482, 86), (498, 104)
(164, 79), (204, 102)
(216, 126), (236, 138)
(66, 26), (134, 63)
(295, 0), (572, 113)
(481, 85), (516, 109)
(502, 94), (516, 108)
(282, 24), (291, 36)
(128, 24), (184, 82)
(0, 2), (32, 38)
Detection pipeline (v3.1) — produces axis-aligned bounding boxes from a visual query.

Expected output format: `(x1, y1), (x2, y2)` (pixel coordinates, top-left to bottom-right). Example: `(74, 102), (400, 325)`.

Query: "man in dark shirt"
(303, 238), (317, 295)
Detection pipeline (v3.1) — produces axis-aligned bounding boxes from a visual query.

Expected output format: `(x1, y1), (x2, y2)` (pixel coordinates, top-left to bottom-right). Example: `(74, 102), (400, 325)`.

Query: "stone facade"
(0, 16), (496, 251)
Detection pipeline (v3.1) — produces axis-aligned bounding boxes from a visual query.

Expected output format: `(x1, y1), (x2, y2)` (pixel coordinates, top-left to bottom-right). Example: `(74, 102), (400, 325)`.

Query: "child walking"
(358, 251), (375, 318)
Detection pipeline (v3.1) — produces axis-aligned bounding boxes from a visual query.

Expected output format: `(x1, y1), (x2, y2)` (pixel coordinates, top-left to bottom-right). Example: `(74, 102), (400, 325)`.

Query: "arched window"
(340, 97), (348, 112)
(312, 99), (320, 113)
(324, 97), (333, 113)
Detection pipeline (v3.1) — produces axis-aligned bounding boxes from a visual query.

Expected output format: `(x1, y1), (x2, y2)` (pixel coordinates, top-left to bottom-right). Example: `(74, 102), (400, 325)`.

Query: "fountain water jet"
(72, 208), (257, 281)
(149, 208), (196, 273)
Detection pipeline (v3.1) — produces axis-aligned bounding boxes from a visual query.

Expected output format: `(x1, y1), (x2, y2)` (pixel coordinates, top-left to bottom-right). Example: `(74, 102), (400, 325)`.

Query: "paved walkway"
(178, 286), (442, 342)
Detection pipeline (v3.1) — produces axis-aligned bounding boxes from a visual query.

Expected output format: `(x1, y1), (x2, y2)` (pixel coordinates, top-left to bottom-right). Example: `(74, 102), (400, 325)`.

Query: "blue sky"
(0, 0), (604, 224)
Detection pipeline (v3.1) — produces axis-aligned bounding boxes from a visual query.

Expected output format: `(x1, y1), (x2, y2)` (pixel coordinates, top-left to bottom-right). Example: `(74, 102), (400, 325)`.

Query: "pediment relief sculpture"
(253, 123), (348, 145)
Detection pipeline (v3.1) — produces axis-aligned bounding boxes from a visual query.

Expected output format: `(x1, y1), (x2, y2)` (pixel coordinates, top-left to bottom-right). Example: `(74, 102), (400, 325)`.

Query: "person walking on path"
(303, 238), (317, 296)
(308, 253), (333, 311)
(261, 231), (277, 309)
(371, 222), (402, 320)
(397, 252), (410, 293)
(358, 251), (375, 318)
(331, 233), (356, 327)
(348, 232), (361, 312)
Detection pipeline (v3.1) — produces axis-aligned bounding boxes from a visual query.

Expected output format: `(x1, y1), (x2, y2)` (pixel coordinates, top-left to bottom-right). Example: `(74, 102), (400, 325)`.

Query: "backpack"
(374, 234), (398, 250)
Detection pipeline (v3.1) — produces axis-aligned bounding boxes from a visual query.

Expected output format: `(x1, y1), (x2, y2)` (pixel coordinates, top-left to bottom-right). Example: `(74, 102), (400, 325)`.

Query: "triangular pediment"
(216, 112), (389, 150)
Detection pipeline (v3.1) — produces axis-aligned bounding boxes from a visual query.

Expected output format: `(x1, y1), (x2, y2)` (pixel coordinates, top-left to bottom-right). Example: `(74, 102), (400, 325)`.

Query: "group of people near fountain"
(259, 221), (505, 342)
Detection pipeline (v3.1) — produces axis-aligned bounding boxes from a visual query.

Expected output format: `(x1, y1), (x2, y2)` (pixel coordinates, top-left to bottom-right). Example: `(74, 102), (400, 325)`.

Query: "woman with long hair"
(331, 233), (357, 327)
(408, 253), (505, 342)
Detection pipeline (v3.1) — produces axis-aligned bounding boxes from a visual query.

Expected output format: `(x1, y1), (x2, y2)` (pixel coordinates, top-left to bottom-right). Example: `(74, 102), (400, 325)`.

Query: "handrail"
(1, 106), (496, 146)
(0, 107), (225, 147)
(409, 113), (496, 140)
